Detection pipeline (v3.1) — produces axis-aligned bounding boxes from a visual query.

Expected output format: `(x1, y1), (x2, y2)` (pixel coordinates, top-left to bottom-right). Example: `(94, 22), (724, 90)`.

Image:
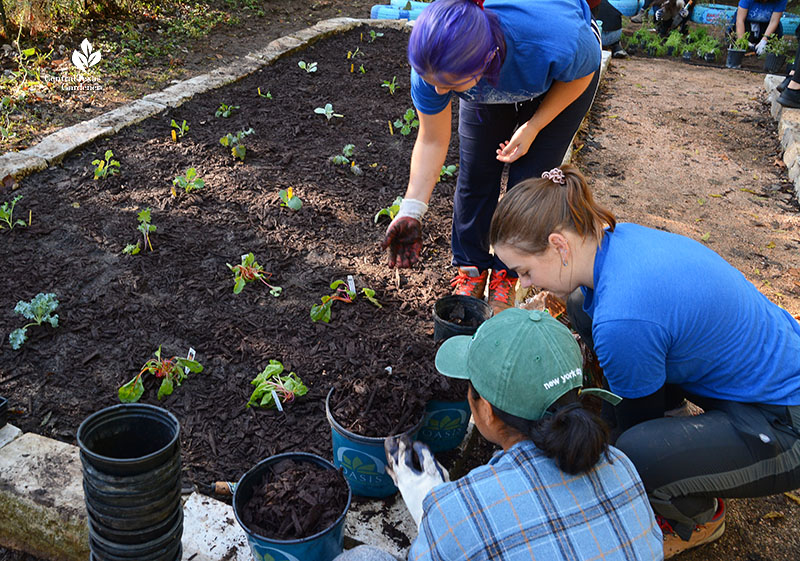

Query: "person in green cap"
(336, 308), (663, 561)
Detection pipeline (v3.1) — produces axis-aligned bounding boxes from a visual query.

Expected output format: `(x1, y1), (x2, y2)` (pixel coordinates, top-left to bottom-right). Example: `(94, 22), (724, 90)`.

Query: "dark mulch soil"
(240, 458), (349, 540)
(0, 26), (464, 489)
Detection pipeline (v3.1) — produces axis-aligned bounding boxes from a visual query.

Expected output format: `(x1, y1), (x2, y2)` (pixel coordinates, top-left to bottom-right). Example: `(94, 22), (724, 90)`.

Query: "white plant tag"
(347, 274), (356, 293)
(184, 347), (196, 375)
(272, 390), (284, 412)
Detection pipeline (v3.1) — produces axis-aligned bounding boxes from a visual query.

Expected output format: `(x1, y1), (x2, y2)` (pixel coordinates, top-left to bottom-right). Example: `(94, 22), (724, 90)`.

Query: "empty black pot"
(764, 53), (787, 74)
(726, 48), (745, 69)
(433, 295), (493, 342)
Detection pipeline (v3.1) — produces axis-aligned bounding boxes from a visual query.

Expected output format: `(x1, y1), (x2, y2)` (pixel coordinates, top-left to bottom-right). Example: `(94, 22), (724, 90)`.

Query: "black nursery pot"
(764, 53), (787, 74)
(704, 52), (716, 62)
(0, 396), (7, 429)
(726, 48), (745, 69)
(682, 50), (692, 62)
(666, 46), (675, 56)
(432, 295), (493, 342)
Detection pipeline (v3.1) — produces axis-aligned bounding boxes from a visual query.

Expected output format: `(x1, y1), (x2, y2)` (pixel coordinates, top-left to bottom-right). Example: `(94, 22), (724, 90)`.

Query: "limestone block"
(0, 150), (47, 180)
(789, 158), (800, 182)
(84, 100), (165, 134)
(0, 433), (89, 561)
(244, 45), (284, 64)
(345, 494), (416, 560)
(203, 58), (265, 90)
(771, 97), (785, 120)
(181, 493), (250, 561)
(265, 35), (305, 57)
(0, 423), (21, 449)
(764, 74), (783, 94)
(26, 119), (113, 165)
(369, 19), (413, 30)
(142, 74), (217, 108)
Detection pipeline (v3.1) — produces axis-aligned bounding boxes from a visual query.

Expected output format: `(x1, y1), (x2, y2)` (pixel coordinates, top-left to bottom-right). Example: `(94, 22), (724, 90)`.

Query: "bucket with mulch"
(325, 376), (426, 497)
(432, 295), (492, 343)
(233, 452), (351, 561)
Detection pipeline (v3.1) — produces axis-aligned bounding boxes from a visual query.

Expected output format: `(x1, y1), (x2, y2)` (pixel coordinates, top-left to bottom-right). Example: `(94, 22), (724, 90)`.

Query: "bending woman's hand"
(496, 122), (538, 163)
(381, 216), (422, 268)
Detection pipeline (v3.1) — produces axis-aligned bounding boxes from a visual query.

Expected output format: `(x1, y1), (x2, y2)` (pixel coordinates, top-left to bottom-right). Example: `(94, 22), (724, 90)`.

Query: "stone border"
(765, 74), (800, 202)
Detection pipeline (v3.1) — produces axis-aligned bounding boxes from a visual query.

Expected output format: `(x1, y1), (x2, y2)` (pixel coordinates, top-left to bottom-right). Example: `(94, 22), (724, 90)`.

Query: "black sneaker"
(630, 9), (646, 23)
(778, 86), (800, 108)
(777, 74), (794, 93)
(612, 44), (629, 59)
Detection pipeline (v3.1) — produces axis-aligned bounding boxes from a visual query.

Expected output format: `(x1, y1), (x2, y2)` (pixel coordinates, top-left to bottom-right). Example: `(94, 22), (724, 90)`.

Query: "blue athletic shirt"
(410, 0), (602, 115)
(737, 0), (787, 22)
(581, 223), (800, 404)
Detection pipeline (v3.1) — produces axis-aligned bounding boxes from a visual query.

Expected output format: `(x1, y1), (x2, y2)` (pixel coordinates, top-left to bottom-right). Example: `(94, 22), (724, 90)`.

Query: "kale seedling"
(0, 195), (27, 230)
(298, 60), (317, 73)
(257, 87), (272, 99)
(314, 103), (343, 122)
(368, 30), (384, 42)
(137, 208), (156, 252)
(215, 103), (239, 118)
(92, 150), (120, 180)
(331, 144), (362, 175)
(227, 252), (282, 296)
(118, 346), (203, 403)
(170, 119), (189, 141)
(122, 242), (141, 255)
(278, 186), (302, 211)
(247, 359), (309, 408)
(439, 164), (458, 182)
(381, 76), (398, 95)
(8, 293), (59, 350)
(173, 168), (205, 194)
(310, 280), (381, 323)
(394, 108), (419, 136)
(220, 128), (254, 161)
(374, 195), (403, 223)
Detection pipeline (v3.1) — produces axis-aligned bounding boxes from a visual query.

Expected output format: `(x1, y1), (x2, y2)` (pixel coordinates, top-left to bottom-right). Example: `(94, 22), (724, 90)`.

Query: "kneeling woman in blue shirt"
(489, 165), (800, 558)
(336, 309), (662, 561)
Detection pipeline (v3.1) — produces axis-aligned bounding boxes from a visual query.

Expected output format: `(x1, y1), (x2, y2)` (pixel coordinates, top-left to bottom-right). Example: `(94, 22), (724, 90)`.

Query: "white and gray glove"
(755, 38), (768, 56)
(654, 8), (664, 21)
(679, 7), (689, 18)
(385, 436), (449, 528)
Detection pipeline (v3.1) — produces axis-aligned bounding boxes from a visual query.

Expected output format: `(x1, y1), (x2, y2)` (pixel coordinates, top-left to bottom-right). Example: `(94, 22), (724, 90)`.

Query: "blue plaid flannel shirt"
(409, 441), (663, 561)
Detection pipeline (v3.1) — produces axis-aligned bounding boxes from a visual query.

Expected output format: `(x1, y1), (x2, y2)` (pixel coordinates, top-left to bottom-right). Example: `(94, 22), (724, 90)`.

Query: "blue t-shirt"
(738, 0), (787, 22)
(582, 223), (800, 404)
(411, 0), (602, 115)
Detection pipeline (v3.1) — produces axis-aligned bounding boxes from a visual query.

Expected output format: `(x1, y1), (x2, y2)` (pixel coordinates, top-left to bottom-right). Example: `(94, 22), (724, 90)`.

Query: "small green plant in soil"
(0, 195), (26, 230)
(215, 103), (239, 118)
(298, 60), (317, 73)
(439, 164), (458, 182)
(136, 207), (156, 252)
(394, 108), (419, 136)
(8, 293), (59, 350)
(665, 31), (684, 54)
(173, 168), (205, 194)
(358, 64), (366, 74)
(247, 359), (309, 408)
(368, 30), (384, 43)
(347, 47), (362, 59)
(766, 35), (793, 57)
(728, 31), (750, 51)
(310, 280), (381, 323)
(227, 252), (282, 296)
(278, 186), (302, 211)
(374, 195), (403, 223)
(118, 346), (204, 403)
(331, 144), (362, 175)
(257, 87), (272, 99)
(315, 103), (343, 121)
(220, 128), (254, 160)
(170, 119), (189, 140)
(92, 150), (120, 180)
(382, 76), (398, 95)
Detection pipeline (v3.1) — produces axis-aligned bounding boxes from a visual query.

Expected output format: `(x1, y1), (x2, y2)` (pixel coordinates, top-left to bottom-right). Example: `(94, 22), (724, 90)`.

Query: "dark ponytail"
(470, 382), (610, 474)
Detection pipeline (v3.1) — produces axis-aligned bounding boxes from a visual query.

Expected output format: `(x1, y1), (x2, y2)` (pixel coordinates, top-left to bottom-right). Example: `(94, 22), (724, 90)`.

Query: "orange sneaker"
(450, 266), (488, 299)
(661, 499), (726, 559)
(488, 269), (517, 314)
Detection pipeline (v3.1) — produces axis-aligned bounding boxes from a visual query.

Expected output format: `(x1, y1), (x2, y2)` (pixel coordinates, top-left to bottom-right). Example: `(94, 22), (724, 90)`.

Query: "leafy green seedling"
(215, 103), (239, 118)
(136, 208), (156, 252)
(374, 196), (403, 223)
(330, 144), (362, 175)
(368, 30), (384, 42)
(227, 252), (282, 296)
(347, 47), (362, 59)
(257, 87), (272, 99)
(247, 360), (309, 408)
(314, 103), (343, 121)
(298, 60), (317, 73)
(439, 164), (458, 182)
(118, 346), (203, 403)
(394, 108), (419, 136)
(220, 128), (254, 161)
(92, 150), (120, 180)
(122, 242), (141, 255)
(173, 168), (205, 194)
(0, 195), (27, 230)
(9, 293), (59, 350)
(381, 76), (397, 95)
(358, 64), (366, 74)
(170, 119), (189, 140)
(310, 280), (381, 323)
(278, 187), (302, 211)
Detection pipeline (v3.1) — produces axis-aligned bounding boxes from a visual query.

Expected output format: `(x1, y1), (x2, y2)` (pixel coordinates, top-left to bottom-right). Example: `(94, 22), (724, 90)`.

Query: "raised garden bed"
(0, 25), (466, 487)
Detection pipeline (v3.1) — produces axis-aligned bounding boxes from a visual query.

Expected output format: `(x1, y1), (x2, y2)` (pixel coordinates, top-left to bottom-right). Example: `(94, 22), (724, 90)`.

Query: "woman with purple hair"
(380, 0), (601, 314)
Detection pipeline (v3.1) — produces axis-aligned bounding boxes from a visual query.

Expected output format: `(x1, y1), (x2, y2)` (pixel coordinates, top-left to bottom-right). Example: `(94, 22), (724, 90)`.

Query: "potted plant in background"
(698, 36), (721, 62)
(764, 35), (792, 73)
(726, 31), (750, 69)
(665, 30), (684, 57)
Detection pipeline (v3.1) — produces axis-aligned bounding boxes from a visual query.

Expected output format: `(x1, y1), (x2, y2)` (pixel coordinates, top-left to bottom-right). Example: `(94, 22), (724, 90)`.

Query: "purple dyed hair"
(408, 0), (506, 87)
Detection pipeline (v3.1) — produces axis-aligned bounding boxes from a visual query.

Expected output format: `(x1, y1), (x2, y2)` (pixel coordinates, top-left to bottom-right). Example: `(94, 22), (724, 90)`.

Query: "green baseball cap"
(435, 308), (620, 420)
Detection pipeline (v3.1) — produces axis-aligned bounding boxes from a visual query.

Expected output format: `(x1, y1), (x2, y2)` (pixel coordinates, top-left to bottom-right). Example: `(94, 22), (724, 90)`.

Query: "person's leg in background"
(593, 0), (628, 58)
(777, 23), (800, 105)
(631, 0), (656, 23)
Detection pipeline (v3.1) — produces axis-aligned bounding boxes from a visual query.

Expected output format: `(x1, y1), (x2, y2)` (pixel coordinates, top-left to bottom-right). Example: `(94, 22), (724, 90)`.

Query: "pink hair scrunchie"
(541, 168), (566, 185)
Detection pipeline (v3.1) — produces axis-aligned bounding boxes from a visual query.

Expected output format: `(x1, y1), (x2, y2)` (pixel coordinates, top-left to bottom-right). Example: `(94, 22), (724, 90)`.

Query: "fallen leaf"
(766, 241), (776, 249)
(774, 158), (787, 169)
(785, 491), (800, 505)
(701, 232), (711, 242)
(762, 511), (784, 520)
(710, 193), (723, 198)
(71, 202), (80, 208)
(741, 188), (758, 194)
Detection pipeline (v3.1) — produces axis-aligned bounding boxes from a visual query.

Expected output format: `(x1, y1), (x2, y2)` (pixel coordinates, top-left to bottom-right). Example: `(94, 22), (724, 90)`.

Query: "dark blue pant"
(452, 69), (600, 273)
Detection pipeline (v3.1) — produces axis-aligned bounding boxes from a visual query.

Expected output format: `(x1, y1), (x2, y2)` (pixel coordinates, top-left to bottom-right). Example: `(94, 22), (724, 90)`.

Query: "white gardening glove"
(385, 436), (449, 528)
(756, 38), (768, 56)
(654, 8), (664, 21)
(679, 7), (689, 17)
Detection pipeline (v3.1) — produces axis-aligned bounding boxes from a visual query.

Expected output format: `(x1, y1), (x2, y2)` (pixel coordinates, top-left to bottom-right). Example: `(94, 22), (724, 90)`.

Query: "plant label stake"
(347, 275), (356, 294)
(184, 347), (196, 375)
(271, 390), (284, 412)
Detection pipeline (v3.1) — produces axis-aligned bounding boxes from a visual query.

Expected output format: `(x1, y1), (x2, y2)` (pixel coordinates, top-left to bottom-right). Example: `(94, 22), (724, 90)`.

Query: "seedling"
(170, 119), (189, 140)
(136, 208), (156, 252)
(92, 150), (120, 180)
(439, 164), (458, 182)
(215, 103), (239, 118)
(9, 293), (59, 350)
(173, 168), (205, 194)
(368, 30), (384, 43)
(227, 252), (282, 296)
(257, 87), (272, 99)
(298, 60), (317, 73)
(330, 144), (362, 175)
(278, 186), (302, 211)
(358, 64), (366, 74)
(374, 196), (403, 223)
(118, 346), (204, 403)
(314, 103), (343, 121)
(0, 195), (26, 230)
(310, 280), (381, 323)
(122, 242), (141, 255)
(393, 108), (419, 136)
(381, 76), (398, 95)
(220, 128), (254, 161)
(247, 360), (309, 408)
(347, 47), (362, 59)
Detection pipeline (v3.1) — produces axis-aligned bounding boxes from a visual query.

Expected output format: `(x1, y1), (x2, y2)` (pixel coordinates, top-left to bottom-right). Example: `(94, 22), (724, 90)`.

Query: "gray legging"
(333, 545), (401, 561)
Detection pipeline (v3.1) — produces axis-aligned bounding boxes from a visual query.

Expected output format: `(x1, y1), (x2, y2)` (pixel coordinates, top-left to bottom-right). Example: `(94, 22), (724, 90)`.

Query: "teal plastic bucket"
(233, 452), (352, 561)
(690, 3), (736, 24)
(370, 4), (425, 20)
(326, 387), (424, 498)
(417, 399), (471, 453)
(389, 0), (430, 9)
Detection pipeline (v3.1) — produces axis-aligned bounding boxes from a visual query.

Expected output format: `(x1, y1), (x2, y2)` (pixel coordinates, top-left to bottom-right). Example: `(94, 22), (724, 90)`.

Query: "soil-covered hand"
(385, 436), (448, 527)
(381, 216), (422, 268)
